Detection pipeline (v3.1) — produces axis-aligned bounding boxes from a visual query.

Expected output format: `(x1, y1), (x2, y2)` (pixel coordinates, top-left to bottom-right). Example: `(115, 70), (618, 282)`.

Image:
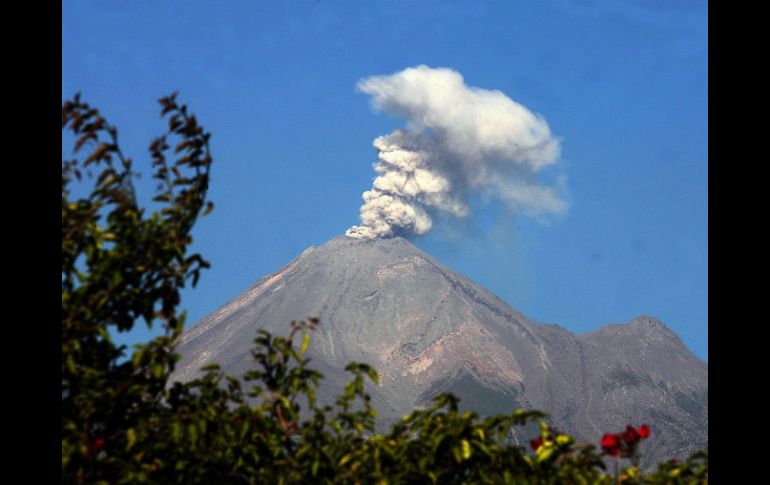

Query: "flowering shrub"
(61, 95), (708, 484)
(600, 425), (651, 462)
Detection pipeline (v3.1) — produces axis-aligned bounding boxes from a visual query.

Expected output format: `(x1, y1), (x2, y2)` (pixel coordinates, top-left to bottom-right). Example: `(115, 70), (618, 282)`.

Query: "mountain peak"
(628, 315), (670, 332)
(321, 234), (416, 249)
(625, 315), (684, 343)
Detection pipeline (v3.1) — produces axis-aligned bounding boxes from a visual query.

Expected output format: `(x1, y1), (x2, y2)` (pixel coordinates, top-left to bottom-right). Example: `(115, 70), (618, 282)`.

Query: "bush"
(61, 95), (707, 484)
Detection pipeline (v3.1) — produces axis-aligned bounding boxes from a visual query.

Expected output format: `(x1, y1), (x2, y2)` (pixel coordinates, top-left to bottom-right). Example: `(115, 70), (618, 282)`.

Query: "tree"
(62, 92), (213, 482)
(62, 95), (707, 484)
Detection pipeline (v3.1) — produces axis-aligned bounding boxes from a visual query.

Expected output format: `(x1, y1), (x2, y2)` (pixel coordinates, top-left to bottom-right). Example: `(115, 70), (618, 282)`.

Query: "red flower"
(93, 438), (105, 450)
(231, 417), (243, 425)
(624, 425), (640, 443)
(638, 424), (650, 439)
(600, 433), (621, 456)
(530, 437), (544, 451)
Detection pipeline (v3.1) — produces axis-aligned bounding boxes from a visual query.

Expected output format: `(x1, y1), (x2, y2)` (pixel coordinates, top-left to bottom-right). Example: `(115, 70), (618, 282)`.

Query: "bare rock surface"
(171, 235), (707, 466)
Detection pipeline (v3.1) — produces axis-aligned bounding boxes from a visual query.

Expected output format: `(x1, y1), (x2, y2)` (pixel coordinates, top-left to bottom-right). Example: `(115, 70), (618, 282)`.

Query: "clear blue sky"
(62, 0), (708, 360)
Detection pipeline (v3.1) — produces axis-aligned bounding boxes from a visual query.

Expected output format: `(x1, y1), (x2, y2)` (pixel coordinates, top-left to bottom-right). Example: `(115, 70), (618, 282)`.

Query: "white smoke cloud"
(346, 65), (567, 239)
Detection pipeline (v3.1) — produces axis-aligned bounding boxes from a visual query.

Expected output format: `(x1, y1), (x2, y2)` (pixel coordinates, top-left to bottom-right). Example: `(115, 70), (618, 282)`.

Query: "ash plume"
(346, 65), (567, 240)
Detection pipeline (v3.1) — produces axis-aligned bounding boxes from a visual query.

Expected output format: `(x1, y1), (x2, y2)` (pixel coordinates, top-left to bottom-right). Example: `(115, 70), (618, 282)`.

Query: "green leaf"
(126, 428), (137, 450)
(152, 362), (165, 378)
(188, 423), (198, 446)
(300, 331), (310, 354)
(171, 422), (181, 442)
(461, 439), (472, 460)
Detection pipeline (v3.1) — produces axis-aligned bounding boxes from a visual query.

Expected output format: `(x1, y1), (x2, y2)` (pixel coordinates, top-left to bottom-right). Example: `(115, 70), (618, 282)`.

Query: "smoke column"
(346, 65), (567, 240)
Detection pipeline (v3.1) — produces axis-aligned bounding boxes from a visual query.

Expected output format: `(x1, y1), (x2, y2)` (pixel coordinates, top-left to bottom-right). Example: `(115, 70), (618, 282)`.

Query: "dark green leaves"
(62, 93), (215, 483)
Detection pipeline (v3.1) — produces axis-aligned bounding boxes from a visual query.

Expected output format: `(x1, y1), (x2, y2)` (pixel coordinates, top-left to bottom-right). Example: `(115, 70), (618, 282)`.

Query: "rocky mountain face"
(170, 235), (707, 466)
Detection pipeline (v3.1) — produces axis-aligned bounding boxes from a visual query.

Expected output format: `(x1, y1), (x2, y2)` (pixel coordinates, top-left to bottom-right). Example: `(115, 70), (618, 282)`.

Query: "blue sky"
(62, 0), (708, 360)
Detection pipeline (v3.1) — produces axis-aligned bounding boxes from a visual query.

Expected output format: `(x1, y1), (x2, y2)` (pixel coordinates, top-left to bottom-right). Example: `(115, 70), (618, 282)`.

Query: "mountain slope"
(171, 235), (707, 465)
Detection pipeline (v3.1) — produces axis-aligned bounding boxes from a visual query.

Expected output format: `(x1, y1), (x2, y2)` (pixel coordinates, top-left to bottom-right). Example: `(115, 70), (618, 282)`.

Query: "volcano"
(170, 235), (707, 465)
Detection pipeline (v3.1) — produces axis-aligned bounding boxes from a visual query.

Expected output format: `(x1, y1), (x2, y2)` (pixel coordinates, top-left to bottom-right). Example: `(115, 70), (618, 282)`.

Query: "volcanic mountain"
(170, 235), (707, 465)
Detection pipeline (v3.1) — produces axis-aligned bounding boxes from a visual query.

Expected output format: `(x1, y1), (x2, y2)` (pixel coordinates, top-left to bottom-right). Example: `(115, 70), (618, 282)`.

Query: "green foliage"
(62, 95), (707, 484)
(62, 92), (212, 483)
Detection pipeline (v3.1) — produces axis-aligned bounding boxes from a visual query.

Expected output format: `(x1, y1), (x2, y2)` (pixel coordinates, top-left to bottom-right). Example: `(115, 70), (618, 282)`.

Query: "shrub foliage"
(62, 95), (707, 484)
